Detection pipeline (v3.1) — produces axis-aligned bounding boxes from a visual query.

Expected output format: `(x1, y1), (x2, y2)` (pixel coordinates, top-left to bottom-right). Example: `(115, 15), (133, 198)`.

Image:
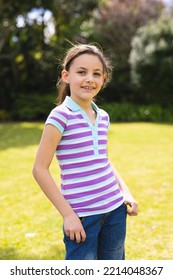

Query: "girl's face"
(62, 54), (105, 104)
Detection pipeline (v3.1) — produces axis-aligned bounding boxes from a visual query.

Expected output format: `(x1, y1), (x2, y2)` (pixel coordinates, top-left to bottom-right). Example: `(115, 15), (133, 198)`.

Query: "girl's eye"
(94, 73), (101, 77)
(77, 71), (86, 75)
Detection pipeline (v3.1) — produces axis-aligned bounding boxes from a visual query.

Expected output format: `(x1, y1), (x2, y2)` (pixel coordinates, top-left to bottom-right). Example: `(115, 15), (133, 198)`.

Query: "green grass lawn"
(0, 122), (173, 260)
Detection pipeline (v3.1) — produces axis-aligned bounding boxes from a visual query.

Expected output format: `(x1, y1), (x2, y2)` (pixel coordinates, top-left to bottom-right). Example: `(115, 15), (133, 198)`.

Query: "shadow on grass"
(0, 246), (64, 260)
(0, 122), (43, 150)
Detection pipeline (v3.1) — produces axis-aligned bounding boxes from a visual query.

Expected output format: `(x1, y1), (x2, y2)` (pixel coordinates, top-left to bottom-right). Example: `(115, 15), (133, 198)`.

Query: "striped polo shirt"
(45, 96), (124, 217)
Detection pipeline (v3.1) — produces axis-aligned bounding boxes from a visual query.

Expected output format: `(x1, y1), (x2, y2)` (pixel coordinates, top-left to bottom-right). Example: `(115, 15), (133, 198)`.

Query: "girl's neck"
(70, 96), (93, 111)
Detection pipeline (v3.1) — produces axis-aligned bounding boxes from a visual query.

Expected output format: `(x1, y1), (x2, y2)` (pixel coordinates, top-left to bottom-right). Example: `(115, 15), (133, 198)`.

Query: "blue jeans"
(63, 203), (127, 260)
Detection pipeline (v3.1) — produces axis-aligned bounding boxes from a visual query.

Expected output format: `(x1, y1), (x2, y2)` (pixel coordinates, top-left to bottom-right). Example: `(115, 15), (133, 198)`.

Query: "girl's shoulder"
(49, 103), (71, 119)
(99, 108), (109, 116)
(98, 107), (110, 121)
(45, 103), (71, 134)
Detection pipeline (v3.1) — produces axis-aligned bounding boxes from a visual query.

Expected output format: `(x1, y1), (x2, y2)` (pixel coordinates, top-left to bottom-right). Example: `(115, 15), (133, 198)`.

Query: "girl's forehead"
(70, 53), (103, 69)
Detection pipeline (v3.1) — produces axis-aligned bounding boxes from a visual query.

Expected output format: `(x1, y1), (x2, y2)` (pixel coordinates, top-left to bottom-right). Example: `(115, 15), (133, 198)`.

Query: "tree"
(0, 0), (50, 109)
(0, 0), (100, 114)
(87, 0), (164, 102)
(129, 15), (173, 106)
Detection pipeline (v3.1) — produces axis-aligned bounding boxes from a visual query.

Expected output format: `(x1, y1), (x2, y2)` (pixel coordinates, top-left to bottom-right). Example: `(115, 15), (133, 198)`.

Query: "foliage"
(11, 93), (55, 121)
(0, 0), (99, 110)
(1, 96), (172, 123)
(86, 0), (164, 102)
(0, 122), (173, 259)
(0, 0), (55, 109)
(101, 102), (173, 123)
(1, 0), (173, 119)
(0, 110), (9, 121)
(129, 15), (173, 106)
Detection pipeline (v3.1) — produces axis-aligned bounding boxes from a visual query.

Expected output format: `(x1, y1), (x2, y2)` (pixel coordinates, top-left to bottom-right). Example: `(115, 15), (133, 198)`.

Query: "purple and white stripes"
(45, 97), (124, 216)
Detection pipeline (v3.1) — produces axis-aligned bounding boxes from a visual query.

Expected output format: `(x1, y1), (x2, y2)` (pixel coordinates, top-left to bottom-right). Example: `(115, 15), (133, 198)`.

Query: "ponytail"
(56, 78), (70, 105)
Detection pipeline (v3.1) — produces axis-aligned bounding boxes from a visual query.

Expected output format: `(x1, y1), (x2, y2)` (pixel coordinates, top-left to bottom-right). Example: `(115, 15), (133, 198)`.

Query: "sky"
(163, 0), (173, 6)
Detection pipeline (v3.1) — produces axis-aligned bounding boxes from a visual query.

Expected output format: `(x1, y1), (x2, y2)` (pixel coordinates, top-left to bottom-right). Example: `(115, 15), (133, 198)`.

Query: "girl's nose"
(86, 74), (94, 83)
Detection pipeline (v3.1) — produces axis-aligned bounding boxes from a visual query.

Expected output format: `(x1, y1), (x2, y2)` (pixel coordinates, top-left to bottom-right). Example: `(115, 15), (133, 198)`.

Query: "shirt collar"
(63, 96), (99, 113)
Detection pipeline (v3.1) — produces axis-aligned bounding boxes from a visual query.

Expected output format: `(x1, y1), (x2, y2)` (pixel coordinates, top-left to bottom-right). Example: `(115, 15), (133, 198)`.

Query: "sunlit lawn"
(0, 122), (173, 260)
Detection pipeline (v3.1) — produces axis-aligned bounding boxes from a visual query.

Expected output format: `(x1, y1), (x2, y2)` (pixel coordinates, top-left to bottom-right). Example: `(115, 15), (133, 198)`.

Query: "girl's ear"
(61, 70), (69, 83)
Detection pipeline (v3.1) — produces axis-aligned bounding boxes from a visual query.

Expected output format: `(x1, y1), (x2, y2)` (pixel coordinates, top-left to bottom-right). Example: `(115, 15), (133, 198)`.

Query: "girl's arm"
(110, 163), (138, 216)
(32, 124), (86, 243)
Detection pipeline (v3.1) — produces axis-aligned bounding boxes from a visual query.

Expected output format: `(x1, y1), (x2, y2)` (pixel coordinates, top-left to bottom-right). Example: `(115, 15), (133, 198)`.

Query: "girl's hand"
(124, 195), (138, 216)
(63, 213), (86, 243)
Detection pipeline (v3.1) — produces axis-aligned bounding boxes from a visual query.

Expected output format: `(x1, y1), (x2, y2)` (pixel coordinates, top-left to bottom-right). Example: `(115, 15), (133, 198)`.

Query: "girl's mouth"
(82, 86), (95, 90)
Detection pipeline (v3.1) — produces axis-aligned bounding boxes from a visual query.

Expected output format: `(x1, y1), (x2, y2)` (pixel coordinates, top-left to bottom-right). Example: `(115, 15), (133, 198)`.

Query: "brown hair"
(56, 43), (112, 105)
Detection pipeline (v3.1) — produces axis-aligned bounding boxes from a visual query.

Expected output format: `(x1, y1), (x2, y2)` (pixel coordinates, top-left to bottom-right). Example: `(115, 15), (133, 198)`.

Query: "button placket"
(80, 109), (99, 156)
(91, 127), (99, 156)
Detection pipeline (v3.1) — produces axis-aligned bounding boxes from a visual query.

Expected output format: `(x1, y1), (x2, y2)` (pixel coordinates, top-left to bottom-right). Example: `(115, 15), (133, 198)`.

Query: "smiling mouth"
(82, 86), (95, 90)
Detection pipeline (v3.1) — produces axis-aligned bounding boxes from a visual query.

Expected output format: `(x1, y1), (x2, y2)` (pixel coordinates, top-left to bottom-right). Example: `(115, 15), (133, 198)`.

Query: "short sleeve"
(99, 108), (110, 130)
(45, 106), (68, 134)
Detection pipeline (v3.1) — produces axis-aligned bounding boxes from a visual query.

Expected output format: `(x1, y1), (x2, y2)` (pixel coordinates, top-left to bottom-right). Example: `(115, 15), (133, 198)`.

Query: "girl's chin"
(81, 90), (97, 97)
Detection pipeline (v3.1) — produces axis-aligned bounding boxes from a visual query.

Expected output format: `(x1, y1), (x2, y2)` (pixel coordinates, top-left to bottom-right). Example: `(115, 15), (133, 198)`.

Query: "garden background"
(0, 0), (173, 259)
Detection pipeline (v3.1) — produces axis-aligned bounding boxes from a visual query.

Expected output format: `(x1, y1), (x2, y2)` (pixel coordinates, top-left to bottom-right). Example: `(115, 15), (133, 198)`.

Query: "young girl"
(33, 43), (138, 260)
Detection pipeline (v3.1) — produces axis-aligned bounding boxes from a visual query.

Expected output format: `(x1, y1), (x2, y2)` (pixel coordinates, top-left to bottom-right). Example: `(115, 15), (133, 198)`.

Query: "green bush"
(0, 110), (10, 121)
(101, 102), (173, 123)
(129, 15), (173, 106)
(2, 95), (173, 123)
(11, 94), (55, 121)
